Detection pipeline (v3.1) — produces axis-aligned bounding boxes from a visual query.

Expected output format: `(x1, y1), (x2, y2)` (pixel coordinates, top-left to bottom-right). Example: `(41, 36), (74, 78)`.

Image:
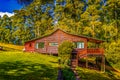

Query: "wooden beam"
(86, 55), (88, 68)
(101, 55), (105, 72)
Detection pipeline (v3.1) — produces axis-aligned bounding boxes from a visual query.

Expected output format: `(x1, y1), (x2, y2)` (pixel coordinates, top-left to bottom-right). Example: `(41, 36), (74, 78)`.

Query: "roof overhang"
(25, 28), (105, 44)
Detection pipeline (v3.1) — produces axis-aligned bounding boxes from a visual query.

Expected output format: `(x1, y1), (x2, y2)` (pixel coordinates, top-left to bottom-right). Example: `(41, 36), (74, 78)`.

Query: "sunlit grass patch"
(0, 43), (24, 51)
(0, 51), (58, 80)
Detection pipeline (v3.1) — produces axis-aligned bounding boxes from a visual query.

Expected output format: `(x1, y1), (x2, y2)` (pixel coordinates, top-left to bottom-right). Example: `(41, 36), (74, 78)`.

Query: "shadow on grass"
(104, 57), (120, 80)
(78, 57), (120, 80)
(78, 70), (110, 80)
(1, 47), (19, 51)
(0, 61), (57, 80)
(77, 67), (119, 80)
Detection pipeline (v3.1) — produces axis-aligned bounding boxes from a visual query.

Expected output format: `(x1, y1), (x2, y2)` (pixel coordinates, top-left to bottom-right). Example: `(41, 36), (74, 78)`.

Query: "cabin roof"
(25, 28), (105, 43)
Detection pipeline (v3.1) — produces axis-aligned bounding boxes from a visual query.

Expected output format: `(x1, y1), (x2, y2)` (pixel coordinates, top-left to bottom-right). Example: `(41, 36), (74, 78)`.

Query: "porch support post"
(101, 55), (105, 72)
(76, 53), (78, 66)
(96, 56), (99, 65)
(86, 55), (88, 68)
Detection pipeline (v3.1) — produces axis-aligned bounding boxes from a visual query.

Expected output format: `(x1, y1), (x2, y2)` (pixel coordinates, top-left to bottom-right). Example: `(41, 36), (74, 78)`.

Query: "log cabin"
(24, 28), (104, 54)
(24, 29), (105, 72)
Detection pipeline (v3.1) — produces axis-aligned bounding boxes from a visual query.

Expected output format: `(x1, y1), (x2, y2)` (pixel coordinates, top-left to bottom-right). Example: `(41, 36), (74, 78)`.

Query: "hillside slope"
(76, 67), (120, 80)
(0, 43), (24, 51)
(0, 51), (58, 80)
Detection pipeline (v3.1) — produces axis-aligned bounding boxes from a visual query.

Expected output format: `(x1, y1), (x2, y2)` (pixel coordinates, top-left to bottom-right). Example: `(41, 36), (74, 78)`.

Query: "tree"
(105, 40), (120, 69)
(103, 0), (120, 40)
(17, 0), (33, 6)
(11, 10), (33, 45)
(9, 0), (54, 45)
(54, 0), (86, 34)
(0, 15), (12, 43)
(81, 0), (102, 38)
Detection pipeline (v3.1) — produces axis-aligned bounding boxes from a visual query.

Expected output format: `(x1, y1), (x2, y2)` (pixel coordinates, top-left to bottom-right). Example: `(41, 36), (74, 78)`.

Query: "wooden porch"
(71, 48), (105, 72)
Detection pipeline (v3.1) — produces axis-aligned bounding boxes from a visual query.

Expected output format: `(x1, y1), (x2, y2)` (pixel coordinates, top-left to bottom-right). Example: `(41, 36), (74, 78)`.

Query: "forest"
(0, 0), (120, 69)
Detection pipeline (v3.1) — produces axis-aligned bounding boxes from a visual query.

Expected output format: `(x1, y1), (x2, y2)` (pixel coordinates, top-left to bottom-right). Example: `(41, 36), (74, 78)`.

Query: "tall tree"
(81, 0), (102, 38)
(54, 0), (86, 34)
(103, 0), (120, 40)
(0, 15), (12, 43)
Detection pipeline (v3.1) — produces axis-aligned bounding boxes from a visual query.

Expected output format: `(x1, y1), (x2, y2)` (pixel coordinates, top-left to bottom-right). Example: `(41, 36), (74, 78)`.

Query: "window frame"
(74, 42), (84, 49)
(36, 42), (45, 49)
(49, 42), (58, 46)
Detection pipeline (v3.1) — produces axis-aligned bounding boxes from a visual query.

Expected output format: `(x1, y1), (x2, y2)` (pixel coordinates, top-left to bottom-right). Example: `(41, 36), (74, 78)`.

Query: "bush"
(62, 68), (76, 80)
(58, 41), (75, 65)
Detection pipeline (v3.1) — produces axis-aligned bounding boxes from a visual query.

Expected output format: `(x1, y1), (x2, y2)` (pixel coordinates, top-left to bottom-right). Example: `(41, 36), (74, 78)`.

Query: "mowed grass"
(76, 67), (120, 80)
(0, 51), (58, 80)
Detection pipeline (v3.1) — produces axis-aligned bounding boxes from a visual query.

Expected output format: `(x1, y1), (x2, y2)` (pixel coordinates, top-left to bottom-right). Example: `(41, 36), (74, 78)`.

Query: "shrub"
(62, 68), (76, 80)
(58, 41), (75, 65)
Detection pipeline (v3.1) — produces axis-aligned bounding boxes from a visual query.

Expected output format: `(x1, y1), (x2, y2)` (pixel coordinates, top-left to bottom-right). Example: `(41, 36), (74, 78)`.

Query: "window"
(49, 42), (58, 46)
(36, 43), (38, 49)
(75, 42), (84, 48)
(36, 42), (44, 49)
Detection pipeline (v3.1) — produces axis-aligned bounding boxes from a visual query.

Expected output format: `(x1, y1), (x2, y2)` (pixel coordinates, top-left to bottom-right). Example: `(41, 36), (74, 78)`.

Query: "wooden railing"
(87, 48), (104, 55)
(72, 48), (104, 58)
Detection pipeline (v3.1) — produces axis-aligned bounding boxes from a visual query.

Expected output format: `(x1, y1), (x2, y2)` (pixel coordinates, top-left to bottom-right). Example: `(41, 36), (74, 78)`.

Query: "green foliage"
(0, 0), (54, 45)
(58, 42), (76, 80)
(0, 51), (58, 80)
(62, 68), (76, 80)
(58, 41), (75, 56)
(0, 15), (12, 43)
(105, 40), (120, 69)
(58, 41), (75, 65)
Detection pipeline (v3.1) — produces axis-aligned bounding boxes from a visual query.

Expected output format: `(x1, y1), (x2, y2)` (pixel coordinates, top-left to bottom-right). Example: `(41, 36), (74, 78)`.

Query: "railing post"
(101, 55), (105, 72)
(76, 52), (78, 66)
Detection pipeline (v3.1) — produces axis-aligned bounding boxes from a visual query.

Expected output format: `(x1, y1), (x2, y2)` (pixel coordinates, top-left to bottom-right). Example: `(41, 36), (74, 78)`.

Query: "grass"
(0, 51), (58, 80)
(76, 67), (120, 80)
(1, 43), (120, 80)
(0, 43), (24, 51)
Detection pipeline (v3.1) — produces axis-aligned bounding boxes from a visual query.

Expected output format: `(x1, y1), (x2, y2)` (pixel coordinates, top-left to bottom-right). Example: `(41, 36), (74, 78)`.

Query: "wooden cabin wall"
(35, 30), (87, 54)
(25, 41), (35, 52)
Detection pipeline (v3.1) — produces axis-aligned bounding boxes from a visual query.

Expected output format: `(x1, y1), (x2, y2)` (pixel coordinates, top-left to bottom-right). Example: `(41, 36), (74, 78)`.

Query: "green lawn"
(0, 51), (58, 80)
